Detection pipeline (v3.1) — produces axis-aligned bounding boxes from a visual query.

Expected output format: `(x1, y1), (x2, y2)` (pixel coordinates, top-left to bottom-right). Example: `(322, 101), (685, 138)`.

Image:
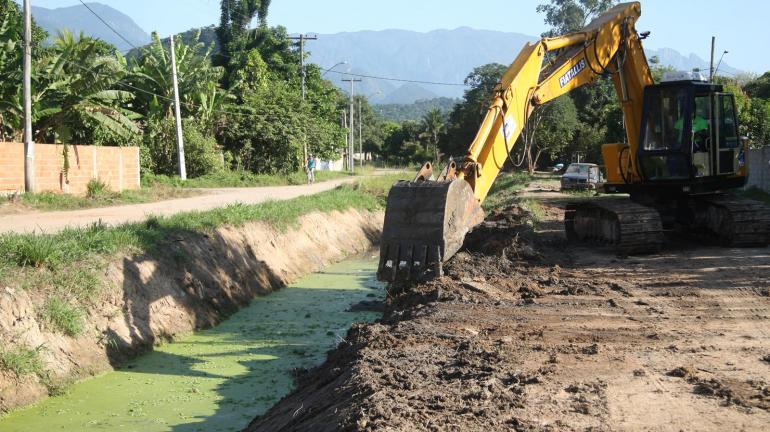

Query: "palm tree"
(421, 108), (445, 163)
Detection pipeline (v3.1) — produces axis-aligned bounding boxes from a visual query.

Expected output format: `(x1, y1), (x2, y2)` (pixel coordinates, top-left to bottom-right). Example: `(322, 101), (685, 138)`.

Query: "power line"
(78, 0), (139, 51)
(79, 0), (463, 90)
(321, 67), (468, 87)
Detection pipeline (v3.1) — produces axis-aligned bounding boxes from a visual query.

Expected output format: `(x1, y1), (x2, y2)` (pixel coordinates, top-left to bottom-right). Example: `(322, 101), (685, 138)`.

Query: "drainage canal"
(0, 255), (384, 432)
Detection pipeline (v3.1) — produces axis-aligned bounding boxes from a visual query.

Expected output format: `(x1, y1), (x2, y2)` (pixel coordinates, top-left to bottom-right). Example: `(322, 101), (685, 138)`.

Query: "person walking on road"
(306, 154), (316, 184)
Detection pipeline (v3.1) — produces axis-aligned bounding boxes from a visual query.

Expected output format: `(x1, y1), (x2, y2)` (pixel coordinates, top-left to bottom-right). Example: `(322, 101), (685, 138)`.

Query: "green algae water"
(0, 256), (384, 432)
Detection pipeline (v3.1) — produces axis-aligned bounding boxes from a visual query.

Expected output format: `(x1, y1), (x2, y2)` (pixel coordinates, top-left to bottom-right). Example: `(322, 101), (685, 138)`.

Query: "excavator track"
(565, 199), (664, 254)
(690, 195), (770, 246)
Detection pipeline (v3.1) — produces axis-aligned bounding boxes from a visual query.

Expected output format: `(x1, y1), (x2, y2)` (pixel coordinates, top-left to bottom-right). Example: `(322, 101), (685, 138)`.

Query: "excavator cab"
(607, 73), (747, 194)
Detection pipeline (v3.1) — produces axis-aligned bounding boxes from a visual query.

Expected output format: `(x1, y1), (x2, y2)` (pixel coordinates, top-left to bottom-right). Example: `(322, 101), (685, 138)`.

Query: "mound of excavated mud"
(246, 202), (770, 431)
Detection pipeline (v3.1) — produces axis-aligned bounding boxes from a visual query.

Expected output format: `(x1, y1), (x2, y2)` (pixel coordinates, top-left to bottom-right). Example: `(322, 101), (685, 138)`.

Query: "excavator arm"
(378, 2), (653, 282)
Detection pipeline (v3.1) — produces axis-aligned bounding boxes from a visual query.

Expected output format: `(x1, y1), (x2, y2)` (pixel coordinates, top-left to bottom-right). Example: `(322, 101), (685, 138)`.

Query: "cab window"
(643, 88), (687, 151)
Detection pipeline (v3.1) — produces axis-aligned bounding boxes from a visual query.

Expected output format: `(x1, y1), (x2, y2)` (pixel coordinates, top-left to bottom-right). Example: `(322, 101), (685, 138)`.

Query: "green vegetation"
(0, 173), (407, 353)
(518, 199), (546, 224)
(0, 346), (46, 377)
(6, 184), (198, 212)
(143, 167), (371, 189)
(0, 0), (344, 178)
(482, 171), (535, 211)
(3, 169), (374, 213)
(374, 97), (459, 123)
(41, 298), (84, 337)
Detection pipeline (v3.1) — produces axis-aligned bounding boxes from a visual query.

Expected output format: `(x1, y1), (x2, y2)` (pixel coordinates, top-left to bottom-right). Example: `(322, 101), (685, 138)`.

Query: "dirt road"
(0, 177), (361, 234)
(247, 185), (770, 431)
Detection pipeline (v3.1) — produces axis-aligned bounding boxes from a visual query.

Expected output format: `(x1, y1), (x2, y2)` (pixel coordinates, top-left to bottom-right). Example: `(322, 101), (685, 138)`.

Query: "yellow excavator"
(377, 1), (770, 282)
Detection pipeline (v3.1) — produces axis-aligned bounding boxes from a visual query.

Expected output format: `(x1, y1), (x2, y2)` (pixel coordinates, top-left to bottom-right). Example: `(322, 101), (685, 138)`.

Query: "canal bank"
(0, 257), (385, 431)
(0, 207), (384, 413)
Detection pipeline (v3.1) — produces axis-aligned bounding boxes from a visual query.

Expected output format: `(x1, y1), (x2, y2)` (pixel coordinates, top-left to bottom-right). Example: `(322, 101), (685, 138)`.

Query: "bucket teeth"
(377, 179), (484, 282)
(377, 242), (442, 282)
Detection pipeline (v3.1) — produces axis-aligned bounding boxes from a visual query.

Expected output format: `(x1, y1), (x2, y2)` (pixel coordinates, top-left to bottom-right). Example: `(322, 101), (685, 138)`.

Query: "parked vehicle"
(560, 163), (602, 190)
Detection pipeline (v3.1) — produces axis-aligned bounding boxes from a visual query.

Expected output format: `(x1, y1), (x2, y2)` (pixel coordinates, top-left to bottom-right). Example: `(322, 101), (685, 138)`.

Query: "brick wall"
(747, 148), (770, 192)
(0, 142), (140, 195)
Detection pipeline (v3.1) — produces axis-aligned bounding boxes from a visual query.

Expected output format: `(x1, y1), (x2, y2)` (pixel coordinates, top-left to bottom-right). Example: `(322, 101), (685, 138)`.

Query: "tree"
(215, 0), (271, 83)
(0, 0), (47, 141)
(32, 31), (139, 145)
(744, 72), (770, 100)
(536, 0), (620, 165)
(443, 63), (508, 159)
(420, 108), (445, 163)
(536, 0), (617, 35)
(129, 32), (225, 125)
(518, 95), (578, 173)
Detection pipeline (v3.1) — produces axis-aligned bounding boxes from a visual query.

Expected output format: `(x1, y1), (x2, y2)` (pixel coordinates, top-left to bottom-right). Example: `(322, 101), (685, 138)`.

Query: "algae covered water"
(0, 257), (384, 432)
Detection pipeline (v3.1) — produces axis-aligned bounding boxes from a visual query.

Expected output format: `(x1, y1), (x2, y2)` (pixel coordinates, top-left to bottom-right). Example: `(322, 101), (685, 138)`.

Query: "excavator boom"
(378, 2), (651, 282)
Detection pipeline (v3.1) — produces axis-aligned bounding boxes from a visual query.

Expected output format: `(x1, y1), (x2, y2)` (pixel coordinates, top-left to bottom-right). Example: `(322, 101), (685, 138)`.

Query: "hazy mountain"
(646, 47), (742, 77)
(31, 3), (150, 52)
(308, 28), (744, 104)
(309, 28), (536, 102)
(28, 4), (742, 102)
(375, 97), (460, 123)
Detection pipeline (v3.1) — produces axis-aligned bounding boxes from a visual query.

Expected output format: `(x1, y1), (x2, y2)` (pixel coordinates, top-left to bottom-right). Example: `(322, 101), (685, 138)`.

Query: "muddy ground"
(247, 185), (770, 431)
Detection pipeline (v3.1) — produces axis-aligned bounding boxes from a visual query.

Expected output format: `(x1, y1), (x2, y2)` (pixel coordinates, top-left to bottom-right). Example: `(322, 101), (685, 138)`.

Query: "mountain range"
(32, 2), (150, 52)
(30, 3), (743, 105)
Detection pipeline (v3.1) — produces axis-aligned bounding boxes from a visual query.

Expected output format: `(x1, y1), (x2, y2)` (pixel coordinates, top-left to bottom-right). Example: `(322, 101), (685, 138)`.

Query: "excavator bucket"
(377, 178), (485, 282)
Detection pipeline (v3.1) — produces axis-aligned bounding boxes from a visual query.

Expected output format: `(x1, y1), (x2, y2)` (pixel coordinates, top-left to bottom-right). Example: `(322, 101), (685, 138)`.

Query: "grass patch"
(482, 171), (536, 212)
(518, 199), (546, 224)
(41, 298), (84, 337)
(740, 186), (770, 205)
(142, 167), (373, 189)
(4, 168), (375, 213)
(0, 345), (46, 377)
(0, 172), (410, 376)
(11, 183), (198, 212)
(0, 172), (409, 295)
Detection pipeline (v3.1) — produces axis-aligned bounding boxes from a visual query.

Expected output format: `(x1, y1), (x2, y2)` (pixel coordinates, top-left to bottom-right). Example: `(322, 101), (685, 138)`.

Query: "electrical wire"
(78, 0), (140, 51)
(78, 0), (467, 89)
(319, 67), (468, 87)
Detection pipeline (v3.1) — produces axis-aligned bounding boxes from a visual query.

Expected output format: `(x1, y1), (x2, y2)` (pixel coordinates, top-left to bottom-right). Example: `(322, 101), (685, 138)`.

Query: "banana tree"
(128, 32), (225, 127)
(33, 31), (140, 145)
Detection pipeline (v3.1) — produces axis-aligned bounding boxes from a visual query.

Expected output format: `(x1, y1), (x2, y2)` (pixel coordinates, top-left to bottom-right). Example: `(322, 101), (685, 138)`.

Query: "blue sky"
(28, 0), (769, 73)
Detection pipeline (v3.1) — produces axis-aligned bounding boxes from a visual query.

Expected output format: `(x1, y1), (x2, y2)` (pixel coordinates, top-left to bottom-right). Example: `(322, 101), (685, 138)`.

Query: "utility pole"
(358, 98), (363, 164)
(289, 34), (317, 163)
(23, 0), (34, 192)
(342, 78), (361, 173)
(709, 36), (716, 82)
(169, 34), (186, 180)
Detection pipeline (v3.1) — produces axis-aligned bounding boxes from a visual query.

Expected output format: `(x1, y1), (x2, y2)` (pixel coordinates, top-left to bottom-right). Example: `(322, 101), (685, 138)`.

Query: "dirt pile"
(0, 209), (383, 412)
(247, 199), (770, 431)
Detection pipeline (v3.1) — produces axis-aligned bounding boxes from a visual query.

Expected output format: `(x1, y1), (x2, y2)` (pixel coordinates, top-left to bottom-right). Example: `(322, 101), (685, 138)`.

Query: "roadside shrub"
(86, 178), (110, 198)
(42, 298), (84, 337)
(142, 117), (221, 178)
(0, 345), (46, 377)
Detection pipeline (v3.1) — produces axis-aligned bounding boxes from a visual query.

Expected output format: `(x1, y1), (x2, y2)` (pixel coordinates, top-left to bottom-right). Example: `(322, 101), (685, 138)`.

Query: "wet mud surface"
(248, 195), (770, 431)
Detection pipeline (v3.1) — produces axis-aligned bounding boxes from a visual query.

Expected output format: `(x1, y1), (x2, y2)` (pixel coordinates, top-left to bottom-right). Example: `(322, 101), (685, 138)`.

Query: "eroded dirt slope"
(247, 196), (770, 431)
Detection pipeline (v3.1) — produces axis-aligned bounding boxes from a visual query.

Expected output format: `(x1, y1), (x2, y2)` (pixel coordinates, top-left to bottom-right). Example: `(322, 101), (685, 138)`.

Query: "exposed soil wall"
(0, 209), (383, 412)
